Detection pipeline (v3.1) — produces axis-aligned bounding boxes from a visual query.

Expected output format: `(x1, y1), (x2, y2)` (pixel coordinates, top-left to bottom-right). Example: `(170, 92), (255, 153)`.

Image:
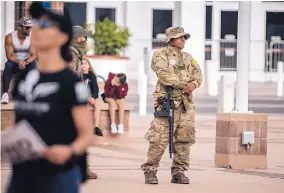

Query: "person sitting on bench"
(101, 72), (128, 134)
(1, 17), (37, 104)
(79, 57), (103, 137)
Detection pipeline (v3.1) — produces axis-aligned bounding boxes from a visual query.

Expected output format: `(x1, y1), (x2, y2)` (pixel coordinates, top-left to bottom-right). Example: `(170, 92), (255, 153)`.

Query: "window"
(266, 12), (284, 41)
(14, 1), (64, 29)
(266, 11), (284, 71)
(95, 8), (116, 22)
(64, 3), (87, 26)
(205, 5), (212, 40)
(152, 9), (172, 48)
(14, 1), (25, 29)
(220, 11), (238, 71)
(220, 11), (238, 39)
(41, 1), (51, 9)
(205, 5), (213, 61)
(152, 9), (172, 38)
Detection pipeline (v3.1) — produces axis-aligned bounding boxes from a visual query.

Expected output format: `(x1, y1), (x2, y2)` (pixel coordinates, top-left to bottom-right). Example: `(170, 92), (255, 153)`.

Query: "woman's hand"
(42, 145), (73, 165)
(88, 97), (95, 105)
(111, 78), (116, 86)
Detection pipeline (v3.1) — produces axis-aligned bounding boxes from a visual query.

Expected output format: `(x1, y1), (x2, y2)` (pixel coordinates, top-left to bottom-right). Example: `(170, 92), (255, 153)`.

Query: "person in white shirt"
(1, 17), (37, 104)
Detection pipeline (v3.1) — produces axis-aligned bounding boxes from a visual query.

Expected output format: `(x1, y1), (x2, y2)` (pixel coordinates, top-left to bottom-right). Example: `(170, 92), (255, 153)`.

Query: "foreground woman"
(5, 2), (93, 193)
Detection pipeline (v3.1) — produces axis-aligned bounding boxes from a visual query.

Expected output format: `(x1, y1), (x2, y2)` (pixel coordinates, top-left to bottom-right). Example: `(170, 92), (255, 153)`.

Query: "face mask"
(72, 40), (87, 55)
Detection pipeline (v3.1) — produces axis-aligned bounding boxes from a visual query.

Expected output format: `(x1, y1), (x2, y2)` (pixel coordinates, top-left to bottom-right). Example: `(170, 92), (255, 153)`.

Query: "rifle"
(153, 86), (174, 159)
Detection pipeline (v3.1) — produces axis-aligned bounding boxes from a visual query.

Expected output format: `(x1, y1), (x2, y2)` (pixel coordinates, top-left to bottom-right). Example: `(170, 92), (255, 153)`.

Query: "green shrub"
(86, 18), (131, 56)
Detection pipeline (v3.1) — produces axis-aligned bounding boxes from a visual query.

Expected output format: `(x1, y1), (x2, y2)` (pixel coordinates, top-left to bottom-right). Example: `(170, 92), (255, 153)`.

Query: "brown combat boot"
(171, 172), (190, 184)
(144, 170), (158, 184)
(87, 167), (98, 179)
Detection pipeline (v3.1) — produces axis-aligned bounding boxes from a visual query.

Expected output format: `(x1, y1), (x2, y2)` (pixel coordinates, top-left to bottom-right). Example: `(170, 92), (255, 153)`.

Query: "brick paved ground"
(1, 113), (283, 193)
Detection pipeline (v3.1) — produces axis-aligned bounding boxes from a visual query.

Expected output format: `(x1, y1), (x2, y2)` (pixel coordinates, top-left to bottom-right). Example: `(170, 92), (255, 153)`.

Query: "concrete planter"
(86, 55), (129, 81)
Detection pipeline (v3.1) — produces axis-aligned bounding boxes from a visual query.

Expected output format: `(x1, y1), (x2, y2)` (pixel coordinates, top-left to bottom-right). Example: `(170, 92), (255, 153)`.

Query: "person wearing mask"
(5, 2), (93, 193)
(69, 25), (92, 72)
(68, 25), (99, 180)
(1, 17), (37, 104)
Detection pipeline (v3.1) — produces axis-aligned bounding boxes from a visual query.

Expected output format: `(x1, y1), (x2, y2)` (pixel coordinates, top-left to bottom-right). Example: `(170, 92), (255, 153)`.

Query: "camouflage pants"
(141, 104), (195, 176)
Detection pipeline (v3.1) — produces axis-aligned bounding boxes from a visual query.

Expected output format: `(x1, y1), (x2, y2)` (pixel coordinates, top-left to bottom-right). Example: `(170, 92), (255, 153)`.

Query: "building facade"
(1, 1), (284, 82)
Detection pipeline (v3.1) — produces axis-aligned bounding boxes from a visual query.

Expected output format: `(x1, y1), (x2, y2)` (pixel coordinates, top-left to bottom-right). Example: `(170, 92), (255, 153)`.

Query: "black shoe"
(94, 127), (103, 136)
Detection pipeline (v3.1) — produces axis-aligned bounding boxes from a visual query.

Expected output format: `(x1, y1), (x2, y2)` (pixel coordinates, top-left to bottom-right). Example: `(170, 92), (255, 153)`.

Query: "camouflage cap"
(19, 17), (33, 27)
(72, 25), (92, 37)
(164, 27), (190, 43)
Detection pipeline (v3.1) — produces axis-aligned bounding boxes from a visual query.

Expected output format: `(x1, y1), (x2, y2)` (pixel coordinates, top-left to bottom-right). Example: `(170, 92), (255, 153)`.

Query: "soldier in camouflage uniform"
(141, 27), (203, 184)
(69, 25), (92, 71)
(69, 25), (99, 179)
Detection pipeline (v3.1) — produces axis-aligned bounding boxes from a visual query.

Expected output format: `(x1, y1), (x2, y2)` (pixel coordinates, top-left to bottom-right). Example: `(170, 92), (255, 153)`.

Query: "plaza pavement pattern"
(1, 113), (283, 193)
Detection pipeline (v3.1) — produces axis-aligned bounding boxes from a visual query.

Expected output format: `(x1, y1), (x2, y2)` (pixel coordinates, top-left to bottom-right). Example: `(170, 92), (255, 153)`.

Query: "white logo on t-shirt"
(16, 70), (60, 115)
(18, 70), (60, 102)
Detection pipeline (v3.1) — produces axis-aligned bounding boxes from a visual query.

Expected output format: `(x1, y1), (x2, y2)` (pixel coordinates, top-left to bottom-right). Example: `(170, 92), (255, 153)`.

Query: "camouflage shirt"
(151, 46), (203, 110)
(69, 46), (83, 71)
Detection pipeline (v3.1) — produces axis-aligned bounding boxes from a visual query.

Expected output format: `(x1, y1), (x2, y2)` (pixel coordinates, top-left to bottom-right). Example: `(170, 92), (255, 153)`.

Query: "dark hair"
(60, 9), (73, 63)
(117, 73), (127, 84)
(61, 42), (73, 63)
(29, 2), (73, 63)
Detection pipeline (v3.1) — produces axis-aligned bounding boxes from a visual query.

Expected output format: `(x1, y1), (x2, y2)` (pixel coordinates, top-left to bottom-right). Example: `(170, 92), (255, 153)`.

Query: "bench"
(88, 101), (134, 145)
(1, 73), (133, 144)
(89, 102), (133, 132)
(1, 103), (15, 131)
(1, 101), (134, 145)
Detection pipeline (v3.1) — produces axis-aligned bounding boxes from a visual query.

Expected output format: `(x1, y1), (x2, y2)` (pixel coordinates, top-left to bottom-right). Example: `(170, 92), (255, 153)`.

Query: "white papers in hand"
(1, 120), (48, 164)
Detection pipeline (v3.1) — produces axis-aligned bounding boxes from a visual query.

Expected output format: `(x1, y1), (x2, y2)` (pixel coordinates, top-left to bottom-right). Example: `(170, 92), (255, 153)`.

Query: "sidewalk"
(1, 114), (284, 193)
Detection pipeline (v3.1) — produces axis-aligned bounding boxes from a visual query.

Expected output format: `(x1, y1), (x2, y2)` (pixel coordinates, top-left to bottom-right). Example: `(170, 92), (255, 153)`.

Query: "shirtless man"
(1, 17), (37, 104)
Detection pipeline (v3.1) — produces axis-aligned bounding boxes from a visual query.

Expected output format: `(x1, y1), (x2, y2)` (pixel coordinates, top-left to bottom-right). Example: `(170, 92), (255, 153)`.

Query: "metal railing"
(267, 40), (284, 72)
(205, 39), (284, 72)
(127, 38), (284, 75)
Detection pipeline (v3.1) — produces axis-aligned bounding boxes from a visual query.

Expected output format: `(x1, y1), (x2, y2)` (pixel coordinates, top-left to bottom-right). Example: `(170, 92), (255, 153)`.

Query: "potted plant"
(85, 18), (131, 80)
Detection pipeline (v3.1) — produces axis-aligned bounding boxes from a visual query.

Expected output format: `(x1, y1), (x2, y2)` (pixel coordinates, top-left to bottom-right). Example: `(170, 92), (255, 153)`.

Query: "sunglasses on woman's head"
(33, 19), (59, 29)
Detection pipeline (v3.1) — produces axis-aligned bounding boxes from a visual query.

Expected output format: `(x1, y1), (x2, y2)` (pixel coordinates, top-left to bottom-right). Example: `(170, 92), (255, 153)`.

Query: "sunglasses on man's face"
(24, 26), (31, 30)
(33, 19), (59, 29)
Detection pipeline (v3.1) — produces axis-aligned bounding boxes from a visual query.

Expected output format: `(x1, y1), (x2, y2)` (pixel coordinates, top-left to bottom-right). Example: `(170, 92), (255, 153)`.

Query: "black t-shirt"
(11, 67), (91, 178)
(82, 73), (99, 99)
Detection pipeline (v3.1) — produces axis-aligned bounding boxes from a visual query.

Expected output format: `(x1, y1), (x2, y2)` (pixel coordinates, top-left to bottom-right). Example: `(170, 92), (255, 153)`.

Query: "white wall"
(125, 1), (174, 79)
(1, 1), (15, 70)
(1, 1), (5, 70)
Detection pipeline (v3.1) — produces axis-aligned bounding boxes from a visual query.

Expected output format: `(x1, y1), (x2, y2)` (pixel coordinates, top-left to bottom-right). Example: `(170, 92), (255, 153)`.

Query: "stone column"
(215, 2), (268, 169)
(235, 1), (251, 112)
(215, 113), (267, 169)
(211, 2), (220, 77)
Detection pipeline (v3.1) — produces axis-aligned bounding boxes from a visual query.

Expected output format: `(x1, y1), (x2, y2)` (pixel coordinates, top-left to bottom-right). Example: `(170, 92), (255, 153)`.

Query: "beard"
(24, 31), (30, 36)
